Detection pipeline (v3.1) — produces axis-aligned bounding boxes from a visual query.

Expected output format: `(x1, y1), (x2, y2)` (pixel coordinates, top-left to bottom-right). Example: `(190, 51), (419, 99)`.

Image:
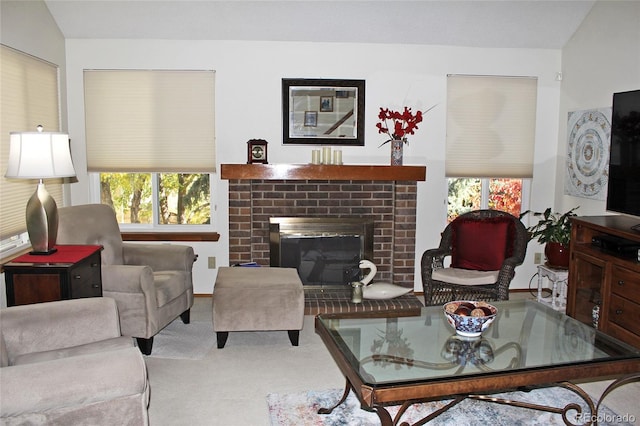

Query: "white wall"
(557, 1), (640, 216)
(65, 40), (562, 294)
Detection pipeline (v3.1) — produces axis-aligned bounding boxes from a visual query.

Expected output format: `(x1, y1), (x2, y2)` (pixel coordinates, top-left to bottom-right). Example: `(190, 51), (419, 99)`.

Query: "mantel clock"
(247, 139), (268, 164)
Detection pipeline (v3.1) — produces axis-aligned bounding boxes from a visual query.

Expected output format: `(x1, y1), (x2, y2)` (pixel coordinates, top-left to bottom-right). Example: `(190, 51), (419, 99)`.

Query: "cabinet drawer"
(608, 293), (640, 337)
(69, 253), (102, 298)
(611, 265), (640, 304)
(70, 275), (102, 298)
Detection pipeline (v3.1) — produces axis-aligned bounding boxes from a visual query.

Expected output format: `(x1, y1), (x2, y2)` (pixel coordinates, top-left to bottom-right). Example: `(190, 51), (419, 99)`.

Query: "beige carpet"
(147, 320), (216, 360)
(145, 297), (640, 425)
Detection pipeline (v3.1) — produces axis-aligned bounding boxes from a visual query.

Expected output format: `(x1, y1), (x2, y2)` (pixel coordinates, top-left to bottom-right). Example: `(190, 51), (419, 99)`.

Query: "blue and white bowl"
(443, 301), (498, 338)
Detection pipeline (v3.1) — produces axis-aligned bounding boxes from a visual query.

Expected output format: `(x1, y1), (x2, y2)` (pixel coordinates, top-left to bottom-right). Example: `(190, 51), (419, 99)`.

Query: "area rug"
(146, 320), (215, 360)
(267, 387), (631, 426)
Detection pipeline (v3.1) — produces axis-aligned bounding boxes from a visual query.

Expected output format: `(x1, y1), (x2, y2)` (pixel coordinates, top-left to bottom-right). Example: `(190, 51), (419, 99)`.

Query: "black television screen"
(606, 89), (640, 218)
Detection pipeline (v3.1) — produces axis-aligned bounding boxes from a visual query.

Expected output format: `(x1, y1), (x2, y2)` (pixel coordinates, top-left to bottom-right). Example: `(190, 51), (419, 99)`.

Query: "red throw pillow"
(451, 217), (515, 271)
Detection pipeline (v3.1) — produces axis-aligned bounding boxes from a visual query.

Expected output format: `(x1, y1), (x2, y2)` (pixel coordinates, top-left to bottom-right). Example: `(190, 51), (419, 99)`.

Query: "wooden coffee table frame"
(315, 308), (640, 426)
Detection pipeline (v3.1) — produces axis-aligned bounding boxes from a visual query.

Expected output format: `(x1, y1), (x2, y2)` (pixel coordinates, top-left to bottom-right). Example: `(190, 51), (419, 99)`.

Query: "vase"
(391, 139), (403, 165)
(544, 242), (570, 269)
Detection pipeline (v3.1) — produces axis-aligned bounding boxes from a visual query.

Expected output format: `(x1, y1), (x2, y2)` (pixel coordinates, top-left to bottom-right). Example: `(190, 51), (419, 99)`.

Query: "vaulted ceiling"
(44, 0), (597, 49)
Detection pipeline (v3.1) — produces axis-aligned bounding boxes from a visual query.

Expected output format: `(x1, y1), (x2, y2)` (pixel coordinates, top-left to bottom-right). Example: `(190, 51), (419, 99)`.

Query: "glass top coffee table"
(315, 300), (640, 425)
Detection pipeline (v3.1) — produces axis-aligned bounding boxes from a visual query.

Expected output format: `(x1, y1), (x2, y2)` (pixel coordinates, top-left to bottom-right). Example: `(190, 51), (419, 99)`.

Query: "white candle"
(322, 147), (332, 164)
(334, 150), (342, 165)
(311, 150), (320, 164)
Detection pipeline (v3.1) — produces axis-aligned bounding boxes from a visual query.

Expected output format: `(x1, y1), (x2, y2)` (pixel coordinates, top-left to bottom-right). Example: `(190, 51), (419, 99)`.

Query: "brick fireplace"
(221, 164), (426, 289)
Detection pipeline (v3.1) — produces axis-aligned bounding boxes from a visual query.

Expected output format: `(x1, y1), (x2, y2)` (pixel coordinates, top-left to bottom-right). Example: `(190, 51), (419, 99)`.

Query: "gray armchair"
(57, 203), (196, 355)
(421, 209), (528, 306)
(0, 297), (149, 425)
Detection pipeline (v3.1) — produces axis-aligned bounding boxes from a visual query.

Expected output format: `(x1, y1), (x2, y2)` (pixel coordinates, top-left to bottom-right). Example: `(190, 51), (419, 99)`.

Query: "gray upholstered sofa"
(0, 297), (149, 425)
(57, 203), (196, 354)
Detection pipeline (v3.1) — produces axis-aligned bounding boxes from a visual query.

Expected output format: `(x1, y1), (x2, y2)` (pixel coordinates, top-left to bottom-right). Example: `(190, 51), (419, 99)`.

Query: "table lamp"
(5, 125), (76, 254)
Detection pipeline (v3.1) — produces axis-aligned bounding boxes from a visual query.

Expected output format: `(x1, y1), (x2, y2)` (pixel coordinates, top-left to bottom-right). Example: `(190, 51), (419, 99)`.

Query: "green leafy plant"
(520, 207), (579, 245)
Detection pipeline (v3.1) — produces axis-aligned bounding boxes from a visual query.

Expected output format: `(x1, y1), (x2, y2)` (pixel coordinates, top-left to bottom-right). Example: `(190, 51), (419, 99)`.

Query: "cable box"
(591, 235), (640, 259)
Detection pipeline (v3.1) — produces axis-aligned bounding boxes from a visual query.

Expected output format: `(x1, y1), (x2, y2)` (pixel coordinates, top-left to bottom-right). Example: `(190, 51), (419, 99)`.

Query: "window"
(447, 178), (529, 222)
(100, 172), (210, 225)
(84, 70), (215, 228)
(0, 45), (62, 255)
(446, 75), (537, 221)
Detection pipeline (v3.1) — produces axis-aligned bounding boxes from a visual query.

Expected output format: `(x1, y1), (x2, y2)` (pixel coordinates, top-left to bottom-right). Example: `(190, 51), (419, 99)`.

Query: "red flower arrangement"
(376, 105), (435, 147)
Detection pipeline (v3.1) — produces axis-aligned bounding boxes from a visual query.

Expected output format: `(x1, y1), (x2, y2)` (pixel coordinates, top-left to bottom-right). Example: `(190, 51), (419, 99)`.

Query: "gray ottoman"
(213, 267), (304, 348)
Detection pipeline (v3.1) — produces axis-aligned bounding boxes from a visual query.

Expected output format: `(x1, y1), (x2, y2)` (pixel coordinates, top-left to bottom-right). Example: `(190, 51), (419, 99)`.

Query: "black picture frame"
(320, 96), (333, 112)
(282, 78), (365, 146)
(304, 111), (318, 127)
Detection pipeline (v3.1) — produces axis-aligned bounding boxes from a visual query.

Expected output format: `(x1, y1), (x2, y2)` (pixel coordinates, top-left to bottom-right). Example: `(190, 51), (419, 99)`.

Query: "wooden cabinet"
(567, 216), (640, 348)
(569, 251), (606, 325)
(4, 245), (102, 307)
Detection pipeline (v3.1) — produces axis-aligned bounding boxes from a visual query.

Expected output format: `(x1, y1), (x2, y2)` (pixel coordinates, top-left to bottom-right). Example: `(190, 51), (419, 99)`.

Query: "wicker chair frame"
(421, 209), (528, 306)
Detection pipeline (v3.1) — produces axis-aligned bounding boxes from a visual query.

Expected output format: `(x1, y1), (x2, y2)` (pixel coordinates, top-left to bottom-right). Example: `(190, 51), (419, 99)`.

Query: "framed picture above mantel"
(282, 78), (365, 146)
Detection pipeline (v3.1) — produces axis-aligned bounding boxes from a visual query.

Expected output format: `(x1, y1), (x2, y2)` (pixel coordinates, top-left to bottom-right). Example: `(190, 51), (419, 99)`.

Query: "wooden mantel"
(220, 164), (426, 181)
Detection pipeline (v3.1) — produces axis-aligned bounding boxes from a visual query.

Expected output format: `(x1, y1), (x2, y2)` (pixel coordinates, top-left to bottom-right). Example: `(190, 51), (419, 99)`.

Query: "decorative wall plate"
(565, 108), (611, 200)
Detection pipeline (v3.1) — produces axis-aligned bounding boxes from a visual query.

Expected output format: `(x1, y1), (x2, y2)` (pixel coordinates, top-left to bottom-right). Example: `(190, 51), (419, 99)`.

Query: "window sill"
(121, 232), (220, 242)
(1, 247), (32, 271)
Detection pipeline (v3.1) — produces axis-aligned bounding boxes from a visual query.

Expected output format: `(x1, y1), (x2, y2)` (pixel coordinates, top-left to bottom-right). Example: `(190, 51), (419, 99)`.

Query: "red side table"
(4, 245), (103, 306)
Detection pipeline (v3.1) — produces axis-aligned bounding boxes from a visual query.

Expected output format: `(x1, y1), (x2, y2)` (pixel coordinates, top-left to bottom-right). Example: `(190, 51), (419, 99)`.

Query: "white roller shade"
(84, 70), (216, 173)
(446, 75), (537, 178)
(1, 45), (62, 240)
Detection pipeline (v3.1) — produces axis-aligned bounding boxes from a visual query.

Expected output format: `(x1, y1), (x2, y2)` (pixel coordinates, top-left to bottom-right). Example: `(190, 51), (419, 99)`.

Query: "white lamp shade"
(6, 130), (76, 179)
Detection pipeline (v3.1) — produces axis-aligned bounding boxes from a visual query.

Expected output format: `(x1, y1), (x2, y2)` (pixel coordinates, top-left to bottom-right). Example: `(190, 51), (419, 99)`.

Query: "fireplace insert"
(269, 217), (374, 288)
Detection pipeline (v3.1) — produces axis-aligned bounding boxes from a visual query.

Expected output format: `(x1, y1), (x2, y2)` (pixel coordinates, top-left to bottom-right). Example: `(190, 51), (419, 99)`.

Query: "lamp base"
(29, 248), (58, 255)
(25, 181), (59, 254)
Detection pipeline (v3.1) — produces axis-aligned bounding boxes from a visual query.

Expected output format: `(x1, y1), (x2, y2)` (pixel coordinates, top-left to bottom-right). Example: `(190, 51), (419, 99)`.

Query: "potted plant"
(375, 105), (436, 165)
(520, 207), (579, 269)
